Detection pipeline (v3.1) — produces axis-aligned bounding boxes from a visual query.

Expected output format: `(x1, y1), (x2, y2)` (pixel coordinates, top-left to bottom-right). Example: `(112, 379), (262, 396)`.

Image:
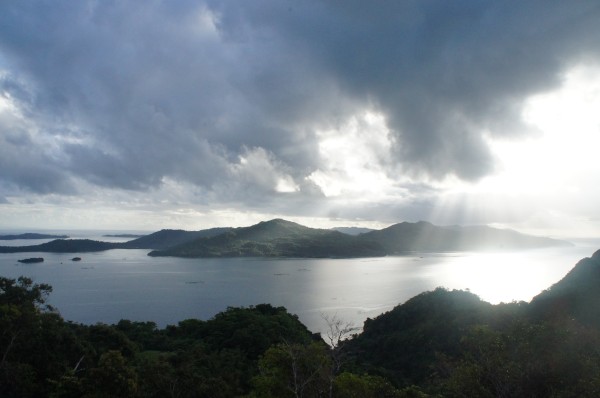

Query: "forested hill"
(148, 219), (386, 258)
(529, 249), (600, 326)
(344, 249), (600, 396)
(150, 219), (569, 258)
(2, 250), (600, 397)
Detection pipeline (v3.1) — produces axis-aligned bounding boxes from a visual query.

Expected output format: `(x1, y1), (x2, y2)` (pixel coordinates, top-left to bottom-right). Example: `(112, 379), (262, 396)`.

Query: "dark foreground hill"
(530, 249), (600, 327)
(345, 249), (600, 394)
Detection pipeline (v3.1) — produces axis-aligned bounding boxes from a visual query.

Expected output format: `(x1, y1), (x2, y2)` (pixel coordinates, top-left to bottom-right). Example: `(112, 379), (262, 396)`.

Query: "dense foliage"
(2, 250), (600, 396)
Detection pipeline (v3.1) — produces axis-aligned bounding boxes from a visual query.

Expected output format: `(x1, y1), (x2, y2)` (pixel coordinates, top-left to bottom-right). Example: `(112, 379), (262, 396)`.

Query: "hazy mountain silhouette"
(361, 221), (569, 253)
(331, 227), (375, 235)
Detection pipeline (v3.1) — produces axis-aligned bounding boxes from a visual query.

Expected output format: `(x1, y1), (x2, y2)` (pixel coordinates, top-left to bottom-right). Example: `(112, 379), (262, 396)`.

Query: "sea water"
(0, 232), (597, 335)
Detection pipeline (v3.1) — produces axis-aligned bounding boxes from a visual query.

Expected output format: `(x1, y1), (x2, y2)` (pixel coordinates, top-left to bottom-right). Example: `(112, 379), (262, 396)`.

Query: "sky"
(1, 1), (600, 238)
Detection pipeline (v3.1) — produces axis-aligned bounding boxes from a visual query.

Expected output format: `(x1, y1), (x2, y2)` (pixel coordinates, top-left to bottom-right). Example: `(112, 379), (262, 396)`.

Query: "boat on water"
(17, 257), (44, 264)
(71, 257), (82, 261)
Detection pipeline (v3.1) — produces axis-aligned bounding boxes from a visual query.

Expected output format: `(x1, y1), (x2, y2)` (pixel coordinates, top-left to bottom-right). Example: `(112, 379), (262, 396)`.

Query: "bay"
(0, 232), (598, 335)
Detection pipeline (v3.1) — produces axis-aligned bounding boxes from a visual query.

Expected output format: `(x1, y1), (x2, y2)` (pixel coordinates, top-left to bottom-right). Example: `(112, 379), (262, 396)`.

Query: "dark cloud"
(212, 0), (600, 180)
(0, 0), (599, 204)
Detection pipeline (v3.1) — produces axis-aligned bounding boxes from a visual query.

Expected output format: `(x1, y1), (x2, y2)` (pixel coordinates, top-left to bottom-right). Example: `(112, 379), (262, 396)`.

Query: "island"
(148, 219), (385, 258)
(148, 219), (570, 259)
(17, 257), (44, 263)
(0, 239), (120, 254)
(0, 233), (69, 240)
(102, 234), (146, 238)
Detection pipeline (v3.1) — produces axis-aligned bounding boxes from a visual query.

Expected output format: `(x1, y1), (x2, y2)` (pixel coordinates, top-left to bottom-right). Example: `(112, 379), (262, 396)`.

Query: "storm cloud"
(1, 1), (600, 226)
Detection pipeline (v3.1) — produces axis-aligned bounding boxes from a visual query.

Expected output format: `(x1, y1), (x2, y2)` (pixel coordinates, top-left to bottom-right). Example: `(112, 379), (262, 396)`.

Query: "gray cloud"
(212, 0), (600, 179)
(1, 0), (599, 206)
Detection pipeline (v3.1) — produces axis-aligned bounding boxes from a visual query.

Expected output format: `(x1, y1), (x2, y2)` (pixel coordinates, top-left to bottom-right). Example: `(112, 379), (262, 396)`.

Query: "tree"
(333, 372), (405, 398)
(322, 313), (358, 397)
(253, 341), (332, 398)
(82, 350), (138, 397)
(0, 276), (53, 363)
(0, 276), (55, 397)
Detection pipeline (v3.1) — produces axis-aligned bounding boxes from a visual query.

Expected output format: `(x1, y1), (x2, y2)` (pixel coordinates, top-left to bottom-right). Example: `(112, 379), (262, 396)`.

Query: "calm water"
(0, 232), (598, 335)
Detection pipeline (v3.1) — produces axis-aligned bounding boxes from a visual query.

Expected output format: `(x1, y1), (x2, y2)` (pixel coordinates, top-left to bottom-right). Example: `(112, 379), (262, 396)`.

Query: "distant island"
(102, 233), (146, 238)
(0, 219), (571, 258)
(0, 233), (69, 240)
(0, 239), (120, 254)
(17, 257), (44, 263)
(330, 226), (375, 235)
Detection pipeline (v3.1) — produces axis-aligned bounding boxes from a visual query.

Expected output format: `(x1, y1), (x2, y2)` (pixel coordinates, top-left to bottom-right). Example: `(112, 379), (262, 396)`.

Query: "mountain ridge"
(0, 219), (571, 257)
(148, 218), (386, 258)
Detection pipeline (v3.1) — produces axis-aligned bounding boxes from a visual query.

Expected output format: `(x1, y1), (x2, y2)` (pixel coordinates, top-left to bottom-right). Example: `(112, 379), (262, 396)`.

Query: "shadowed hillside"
(344, 249), (600, 396)
(530, 249), (600, 327)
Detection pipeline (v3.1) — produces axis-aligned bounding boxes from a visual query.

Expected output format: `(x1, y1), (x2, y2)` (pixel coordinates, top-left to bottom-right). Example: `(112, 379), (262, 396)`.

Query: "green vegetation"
(2, 249), (600, 396)
(148, 219), (386, 258)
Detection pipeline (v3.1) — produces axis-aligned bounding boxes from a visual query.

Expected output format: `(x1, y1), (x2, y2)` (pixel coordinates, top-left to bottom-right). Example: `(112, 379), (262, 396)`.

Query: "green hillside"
(530, 249), (600, 327)
(149, 219), (386, 258)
